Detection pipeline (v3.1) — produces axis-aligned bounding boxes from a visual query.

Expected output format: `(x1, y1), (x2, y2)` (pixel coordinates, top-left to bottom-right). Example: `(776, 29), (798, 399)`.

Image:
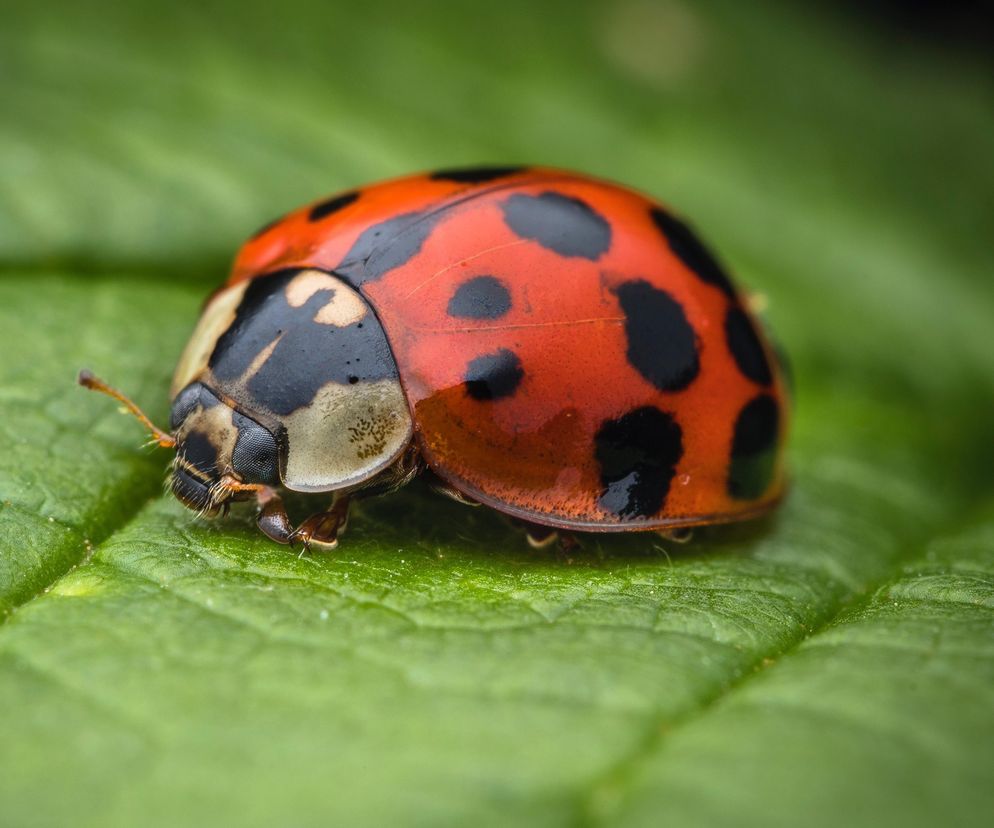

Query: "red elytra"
(225, 166), (788, 532)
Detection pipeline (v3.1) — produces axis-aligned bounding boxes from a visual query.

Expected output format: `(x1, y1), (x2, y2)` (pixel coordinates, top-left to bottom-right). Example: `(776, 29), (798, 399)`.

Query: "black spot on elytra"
(231, 411), (280, 485)
(429, 166), (526, 184)
(613, 279), (699, 392)
(502, 191), (611, 260)
(728, 394), (780, 500)
(650, 207), (737, 299)
(209, 269), (399, 416)
(447, 275), (512, 320)
(464, 349), (524, 400)
(335, 210), (441, 285)
(725, 306), (772, 385)
(308, 190), (359, 222)
(595, 406), (683, 519)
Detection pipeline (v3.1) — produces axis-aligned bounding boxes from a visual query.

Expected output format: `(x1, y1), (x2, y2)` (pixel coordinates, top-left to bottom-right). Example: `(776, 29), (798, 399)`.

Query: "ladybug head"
(78, 371), (280, 517)
(167, 381), (281, 515)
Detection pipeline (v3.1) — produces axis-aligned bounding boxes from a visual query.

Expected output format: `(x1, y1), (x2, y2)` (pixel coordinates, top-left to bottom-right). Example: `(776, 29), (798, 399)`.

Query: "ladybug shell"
(227, 166), (788, 531)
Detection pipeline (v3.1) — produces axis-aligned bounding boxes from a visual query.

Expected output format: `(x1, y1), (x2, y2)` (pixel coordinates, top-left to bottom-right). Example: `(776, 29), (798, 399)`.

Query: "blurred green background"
(0, 1), (992, 826)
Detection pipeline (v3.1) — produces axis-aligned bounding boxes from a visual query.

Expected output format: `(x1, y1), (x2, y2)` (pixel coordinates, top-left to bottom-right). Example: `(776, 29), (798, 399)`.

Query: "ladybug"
(80, 166), (788, 550)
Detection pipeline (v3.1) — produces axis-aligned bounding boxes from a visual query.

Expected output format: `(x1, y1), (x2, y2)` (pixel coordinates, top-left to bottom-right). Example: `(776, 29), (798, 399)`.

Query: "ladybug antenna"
(77, 369), (176, 449)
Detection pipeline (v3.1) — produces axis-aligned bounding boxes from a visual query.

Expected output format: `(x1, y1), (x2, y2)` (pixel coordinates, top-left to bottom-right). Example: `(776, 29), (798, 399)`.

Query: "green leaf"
(1, 1), (992, 826)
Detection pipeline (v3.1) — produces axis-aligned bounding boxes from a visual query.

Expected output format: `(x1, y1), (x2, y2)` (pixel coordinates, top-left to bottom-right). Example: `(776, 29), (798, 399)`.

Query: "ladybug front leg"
(291, 493), (352, 552)
(256, 488), (294, 545)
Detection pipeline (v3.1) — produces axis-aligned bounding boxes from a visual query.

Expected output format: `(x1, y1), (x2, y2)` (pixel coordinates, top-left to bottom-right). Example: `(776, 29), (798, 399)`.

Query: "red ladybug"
(81, 166), (788, 550)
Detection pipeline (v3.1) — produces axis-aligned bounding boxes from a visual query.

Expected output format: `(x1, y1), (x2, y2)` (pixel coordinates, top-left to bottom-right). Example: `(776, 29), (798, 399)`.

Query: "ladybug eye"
(231, 417), (280, 485)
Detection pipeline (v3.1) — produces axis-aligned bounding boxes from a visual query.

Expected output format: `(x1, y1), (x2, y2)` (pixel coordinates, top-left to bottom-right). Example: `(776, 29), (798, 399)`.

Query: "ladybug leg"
(256, 488), (294, 545)
(511, 518), (581, 557)
(523, 523), (559, 550)
(426, 472), (480, 507)
(291, 494), (352, 552)
(657, 527), (694, 544)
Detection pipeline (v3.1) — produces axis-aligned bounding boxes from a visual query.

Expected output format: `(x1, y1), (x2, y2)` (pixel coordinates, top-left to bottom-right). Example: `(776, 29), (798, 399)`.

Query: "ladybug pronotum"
(81, 166), (788, 550)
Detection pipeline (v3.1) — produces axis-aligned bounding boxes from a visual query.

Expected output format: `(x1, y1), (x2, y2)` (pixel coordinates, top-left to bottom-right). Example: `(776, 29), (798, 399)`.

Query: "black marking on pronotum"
(308, 190), (359, 222)
(613, 279), (700, 392)
(447, 275), (512, 320)
(208, 270), (399, 416)
(335, 210), (441, 285)
(650, 207), (737, 299)
(728, 393), (780, 500)
(464, 348), (524, 400)
(429, 166), (526, 184)
(502, 191), (611, 260)
(725, 306), (772, 385)
(594, 406), (683, 519)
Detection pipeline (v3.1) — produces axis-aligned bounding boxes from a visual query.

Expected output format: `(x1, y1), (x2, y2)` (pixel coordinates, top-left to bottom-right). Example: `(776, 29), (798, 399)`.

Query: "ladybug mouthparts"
(170, 461), (222, 516)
